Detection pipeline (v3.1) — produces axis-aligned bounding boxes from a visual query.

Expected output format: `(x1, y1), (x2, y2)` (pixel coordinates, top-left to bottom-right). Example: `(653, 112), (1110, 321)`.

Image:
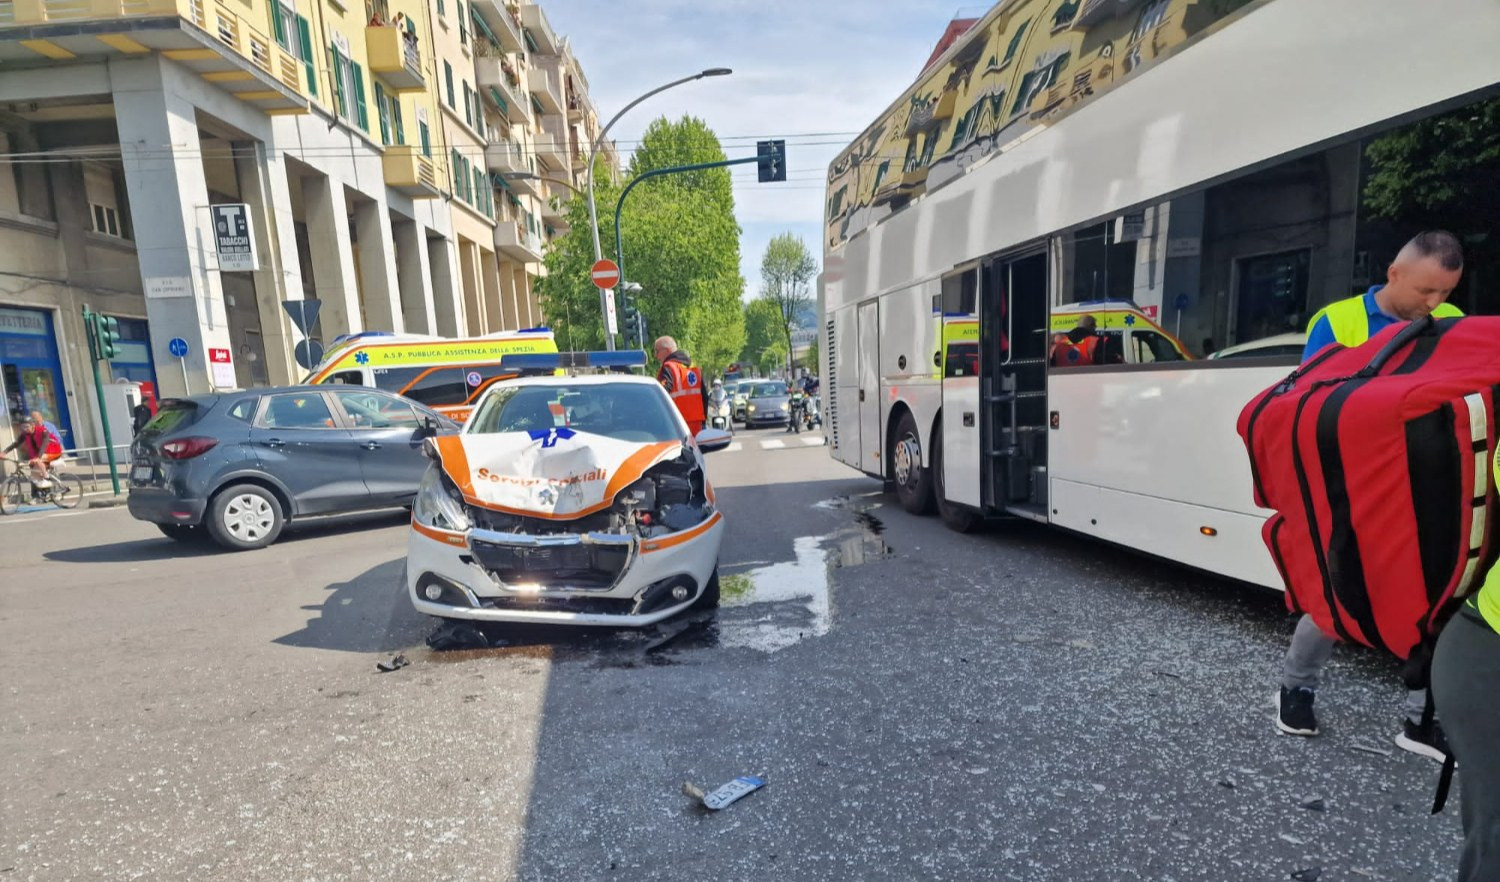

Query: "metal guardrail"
(57, 443), (132, 494)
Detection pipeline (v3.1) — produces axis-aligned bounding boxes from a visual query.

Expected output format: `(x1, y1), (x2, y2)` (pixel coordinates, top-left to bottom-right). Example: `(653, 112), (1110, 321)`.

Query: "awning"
(470, 7), (499, 45)
(530, 94), (544, 115)
(488, 86), (508, 114)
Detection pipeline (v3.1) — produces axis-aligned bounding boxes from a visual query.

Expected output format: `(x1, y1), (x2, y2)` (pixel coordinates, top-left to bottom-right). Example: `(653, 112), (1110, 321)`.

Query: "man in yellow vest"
(1277, 230), (1465, 760)
(1432, 446), (1500, 882)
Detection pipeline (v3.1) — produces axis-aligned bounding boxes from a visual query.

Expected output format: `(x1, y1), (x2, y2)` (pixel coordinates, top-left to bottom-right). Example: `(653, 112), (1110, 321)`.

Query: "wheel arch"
(208, 472), (295, 521)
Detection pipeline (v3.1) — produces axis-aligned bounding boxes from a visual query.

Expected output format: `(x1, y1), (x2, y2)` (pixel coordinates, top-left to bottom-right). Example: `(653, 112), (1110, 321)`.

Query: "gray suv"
(128, 386), (457, 550)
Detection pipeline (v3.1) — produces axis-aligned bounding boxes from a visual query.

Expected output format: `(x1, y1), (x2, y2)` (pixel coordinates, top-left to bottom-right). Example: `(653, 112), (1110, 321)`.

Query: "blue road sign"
(1174, 293), (1192, 311)
(168, 337), (189, 358)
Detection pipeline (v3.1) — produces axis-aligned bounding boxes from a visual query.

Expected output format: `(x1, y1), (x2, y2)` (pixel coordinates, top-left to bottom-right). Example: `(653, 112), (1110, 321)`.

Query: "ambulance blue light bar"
(500, 351), (647, 372)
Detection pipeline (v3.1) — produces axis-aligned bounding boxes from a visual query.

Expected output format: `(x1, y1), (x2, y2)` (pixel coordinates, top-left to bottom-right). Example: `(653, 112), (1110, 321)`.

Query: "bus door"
(981, 248), (1049, 518)
(856, 300), (881, 473)
(939, 267), (981, 508)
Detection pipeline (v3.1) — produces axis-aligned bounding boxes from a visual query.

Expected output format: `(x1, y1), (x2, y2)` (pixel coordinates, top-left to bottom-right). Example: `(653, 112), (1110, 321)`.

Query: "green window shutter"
(352, 62), (368, 131)
(331, 52), (347, 118)
(1003, 19), (1029, 64)
(392, 99), (405, 145)
(458, 0), (467, 43)
(375, 82), (389, 144)
(272, 4), (285, 46)
(444, 62), (454, 108)
(452, 149), (462, 192)
(296, 17), (316, 97)
(420, 121), (430, 156)
(1011, 71), (1036, 115)
(436, 0), (443, 16)
(463, 86), (472, 127)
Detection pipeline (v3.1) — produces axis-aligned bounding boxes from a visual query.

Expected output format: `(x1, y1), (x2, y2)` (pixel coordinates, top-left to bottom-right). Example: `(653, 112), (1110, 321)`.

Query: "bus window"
(372, 366), (468, 406)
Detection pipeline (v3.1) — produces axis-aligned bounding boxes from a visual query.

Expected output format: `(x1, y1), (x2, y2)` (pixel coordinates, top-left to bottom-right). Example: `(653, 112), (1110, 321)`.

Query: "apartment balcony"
(484, 134), (525, 174)
(570, 142), (585, 171)
(537, 114), (568, 171)
(494, 219), (543, 263)
(528, 57), (563, 115)
(474, 56), (529, 123)
(518, 1), (556, 54)
(0, 0), (308, 113)
(503, 168), (538, 196)
(382, 145), (440, 198)
(365, 24), (423, 92)
(472, 0), (522, 51)
(1074, 0), (1147, 28)
(539, 182), (568, 223)
(566, 91), (583, 122)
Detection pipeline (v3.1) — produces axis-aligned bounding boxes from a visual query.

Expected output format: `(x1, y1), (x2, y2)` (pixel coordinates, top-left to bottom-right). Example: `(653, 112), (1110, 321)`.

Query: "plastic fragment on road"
(1291, 868), (1322, 881)
(682, 776), (765, 810)
(376, 654), (410, 672)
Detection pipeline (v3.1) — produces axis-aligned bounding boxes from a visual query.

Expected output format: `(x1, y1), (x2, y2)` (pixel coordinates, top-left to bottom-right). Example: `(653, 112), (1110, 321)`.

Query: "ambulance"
(303, 329), (559, 422)
(1048, 301), (1193, 365)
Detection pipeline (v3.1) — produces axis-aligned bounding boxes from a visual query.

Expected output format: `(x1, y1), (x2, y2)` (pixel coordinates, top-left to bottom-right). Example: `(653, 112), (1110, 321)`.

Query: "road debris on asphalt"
(1290, 867), (1321, 881)
(375, 654), (409, 673)
(683, 775), (765, 810)
(1299, 797), (1326, 812)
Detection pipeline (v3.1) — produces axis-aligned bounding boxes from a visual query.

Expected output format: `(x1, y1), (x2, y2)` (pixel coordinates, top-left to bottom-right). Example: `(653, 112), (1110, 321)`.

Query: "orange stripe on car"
(433, 435), (476, 500)
(641, 511), (723, 554)
(411, 518), (467, 546)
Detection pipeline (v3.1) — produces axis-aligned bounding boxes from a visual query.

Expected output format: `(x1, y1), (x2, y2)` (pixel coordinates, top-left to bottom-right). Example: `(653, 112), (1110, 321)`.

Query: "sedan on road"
(742, 381), (791, 427)
(128, 386), (458, 550)
(408, 371), (732, 627)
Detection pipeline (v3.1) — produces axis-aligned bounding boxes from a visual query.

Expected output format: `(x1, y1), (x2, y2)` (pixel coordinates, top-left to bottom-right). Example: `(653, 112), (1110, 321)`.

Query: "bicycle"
(0, 456), (85, 514)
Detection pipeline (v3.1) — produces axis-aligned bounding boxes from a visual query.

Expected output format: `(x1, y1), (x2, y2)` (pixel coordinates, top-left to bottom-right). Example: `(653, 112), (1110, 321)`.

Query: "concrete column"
(236, 142), (305, 385)
(519, 268), (536, 328)
(479, 248), (503, 331)
(428, 236), (462, 336)
(113, 64), (232, 397)
(352, 197), (402, 333)
(393, 218), (436, 334)
(458, 240), (483, 334)
(302, 174), (362, 341)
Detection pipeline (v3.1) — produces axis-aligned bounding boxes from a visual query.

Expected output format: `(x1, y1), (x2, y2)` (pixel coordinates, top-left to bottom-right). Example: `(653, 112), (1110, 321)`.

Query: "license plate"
(131, 466), (152, 482)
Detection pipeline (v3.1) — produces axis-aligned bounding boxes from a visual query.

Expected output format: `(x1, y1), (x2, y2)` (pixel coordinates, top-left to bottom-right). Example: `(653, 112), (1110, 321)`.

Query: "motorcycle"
(801, 392), (822, 432)
(787, 390), (807, 434)
(709, 394), (734, 434)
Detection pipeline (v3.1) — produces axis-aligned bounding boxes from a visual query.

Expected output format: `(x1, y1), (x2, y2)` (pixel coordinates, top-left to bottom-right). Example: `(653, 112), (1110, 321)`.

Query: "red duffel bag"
(1238, 316), (1500, 661)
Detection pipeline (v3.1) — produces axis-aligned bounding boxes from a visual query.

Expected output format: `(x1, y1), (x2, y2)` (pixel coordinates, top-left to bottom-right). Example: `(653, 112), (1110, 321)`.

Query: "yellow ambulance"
(304, 329), (559, 422)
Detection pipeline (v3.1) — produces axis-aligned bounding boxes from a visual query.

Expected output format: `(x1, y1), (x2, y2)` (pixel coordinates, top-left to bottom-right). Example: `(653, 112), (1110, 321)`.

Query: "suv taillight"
(160, 437), (218, 459)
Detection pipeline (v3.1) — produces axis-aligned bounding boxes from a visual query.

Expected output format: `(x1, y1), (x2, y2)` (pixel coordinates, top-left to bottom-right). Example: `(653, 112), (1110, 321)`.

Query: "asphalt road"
(0, 424), (1464, 880)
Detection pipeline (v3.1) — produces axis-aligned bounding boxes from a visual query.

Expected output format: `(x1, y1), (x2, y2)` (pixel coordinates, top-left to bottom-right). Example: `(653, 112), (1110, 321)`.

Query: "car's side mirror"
(695, 427), (733, 453)
(419, 416), (440, 437)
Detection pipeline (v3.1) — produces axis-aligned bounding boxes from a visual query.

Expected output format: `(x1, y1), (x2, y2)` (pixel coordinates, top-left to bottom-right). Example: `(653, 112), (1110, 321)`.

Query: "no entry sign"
(591, 259), (620, 289)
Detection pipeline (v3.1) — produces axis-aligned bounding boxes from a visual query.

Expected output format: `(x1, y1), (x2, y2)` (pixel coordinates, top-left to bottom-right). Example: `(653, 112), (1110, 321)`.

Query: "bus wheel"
(932, 423), (979, 533)
(892, 411), (935, 516)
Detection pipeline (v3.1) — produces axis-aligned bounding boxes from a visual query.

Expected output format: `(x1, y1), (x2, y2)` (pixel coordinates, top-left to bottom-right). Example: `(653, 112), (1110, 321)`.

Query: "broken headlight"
(413, 466), (471, 533)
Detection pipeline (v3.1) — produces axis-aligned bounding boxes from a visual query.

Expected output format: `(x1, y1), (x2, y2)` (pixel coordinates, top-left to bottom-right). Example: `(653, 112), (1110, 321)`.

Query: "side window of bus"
(372, 367), (468, 407)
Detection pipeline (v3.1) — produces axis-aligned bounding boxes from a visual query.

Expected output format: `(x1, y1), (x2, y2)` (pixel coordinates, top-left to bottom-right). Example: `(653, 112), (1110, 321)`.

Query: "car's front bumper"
(407, 512), (724, 627)
(745, 410), (789, 425)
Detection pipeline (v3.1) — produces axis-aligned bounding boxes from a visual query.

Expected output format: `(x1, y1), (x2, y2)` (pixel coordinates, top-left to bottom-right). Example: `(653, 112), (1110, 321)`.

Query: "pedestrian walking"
(1432, 437), (1500, 881)
(1276, 230), (1465, 760)
(652, 335), (708, 435)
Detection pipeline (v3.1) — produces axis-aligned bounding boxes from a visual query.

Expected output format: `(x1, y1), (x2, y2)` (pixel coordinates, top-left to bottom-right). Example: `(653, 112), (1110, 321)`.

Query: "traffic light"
(757, 140), (786, 183)
(93, 312), (121, 359)
(620, 300), (642, 345)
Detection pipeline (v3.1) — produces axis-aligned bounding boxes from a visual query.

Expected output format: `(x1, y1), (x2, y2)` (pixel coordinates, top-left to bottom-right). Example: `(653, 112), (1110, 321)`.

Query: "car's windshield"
(466, 382), (681, 443)
(748, 382), (787, 397)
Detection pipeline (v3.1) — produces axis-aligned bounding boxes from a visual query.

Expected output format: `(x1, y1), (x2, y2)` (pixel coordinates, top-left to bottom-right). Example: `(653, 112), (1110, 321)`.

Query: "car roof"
(489, 373), (662, 388)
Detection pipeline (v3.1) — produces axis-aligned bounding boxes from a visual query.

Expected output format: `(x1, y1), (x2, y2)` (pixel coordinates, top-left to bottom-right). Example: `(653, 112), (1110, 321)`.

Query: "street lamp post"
(585, 67), (732, 349)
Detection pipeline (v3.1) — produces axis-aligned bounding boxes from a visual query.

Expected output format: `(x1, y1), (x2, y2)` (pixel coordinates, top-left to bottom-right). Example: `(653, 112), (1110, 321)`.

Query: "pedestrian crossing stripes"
(719, 434), (826, 452)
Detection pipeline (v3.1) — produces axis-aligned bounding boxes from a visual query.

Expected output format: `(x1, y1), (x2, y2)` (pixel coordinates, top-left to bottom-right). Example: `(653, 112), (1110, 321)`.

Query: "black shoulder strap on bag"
(1427, 688), (1456, 814)
(1356, 315), (1437, 379)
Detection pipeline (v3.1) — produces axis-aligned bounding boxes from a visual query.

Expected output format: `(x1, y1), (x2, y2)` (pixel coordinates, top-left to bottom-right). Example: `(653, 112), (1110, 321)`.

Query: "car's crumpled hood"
(432, 430), (683, 519)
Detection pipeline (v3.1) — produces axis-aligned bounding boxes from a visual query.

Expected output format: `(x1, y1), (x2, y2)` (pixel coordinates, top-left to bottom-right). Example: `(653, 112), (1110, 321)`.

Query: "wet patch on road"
(410, 496), (893, 664)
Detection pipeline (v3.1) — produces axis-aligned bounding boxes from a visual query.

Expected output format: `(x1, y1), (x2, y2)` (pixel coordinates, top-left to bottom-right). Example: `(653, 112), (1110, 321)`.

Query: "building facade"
(0, 0), (612, 450)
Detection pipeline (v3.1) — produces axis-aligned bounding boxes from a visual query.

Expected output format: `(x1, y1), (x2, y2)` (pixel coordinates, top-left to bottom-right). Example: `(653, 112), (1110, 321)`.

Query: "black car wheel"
(892, 410), (935, 515)
(206, 483), (285, 550)
(692, 567), (721, 610)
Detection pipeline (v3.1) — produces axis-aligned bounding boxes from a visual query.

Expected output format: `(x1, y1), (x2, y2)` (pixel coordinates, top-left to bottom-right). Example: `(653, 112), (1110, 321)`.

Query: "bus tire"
(891, 410), (934, 516)
(932, 423), (980, 533)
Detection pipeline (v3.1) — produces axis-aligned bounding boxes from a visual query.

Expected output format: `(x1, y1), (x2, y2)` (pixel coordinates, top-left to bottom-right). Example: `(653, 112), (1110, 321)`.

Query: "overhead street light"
(585, 67), (733, 349)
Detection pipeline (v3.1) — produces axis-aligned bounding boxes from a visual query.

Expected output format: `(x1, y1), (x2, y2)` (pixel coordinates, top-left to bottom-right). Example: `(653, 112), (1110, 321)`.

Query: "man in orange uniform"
(653, 336), (708, 435)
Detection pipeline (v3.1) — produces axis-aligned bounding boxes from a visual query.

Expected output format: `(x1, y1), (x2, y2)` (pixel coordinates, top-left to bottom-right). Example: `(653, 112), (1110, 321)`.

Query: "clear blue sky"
(538, 0), (962, 301)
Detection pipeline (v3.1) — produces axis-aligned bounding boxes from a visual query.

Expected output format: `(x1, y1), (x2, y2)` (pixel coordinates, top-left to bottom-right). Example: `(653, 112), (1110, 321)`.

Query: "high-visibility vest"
(661, 361), (706, 427)
(1473, 449), (1500, 633)
(1307, 295), (1464, 347)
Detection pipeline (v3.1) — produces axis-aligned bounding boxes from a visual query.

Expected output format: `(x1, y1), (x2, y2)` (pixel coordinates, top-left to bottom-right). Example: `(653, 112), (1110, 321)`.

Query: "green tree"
(757, 340), (788, 377)
(740, 298), (783, 364)
(757, 233), (818, 376)
(802, 337), (819, 376)
(536, 116), (745, 374)
(1362, 97), (1500, 226)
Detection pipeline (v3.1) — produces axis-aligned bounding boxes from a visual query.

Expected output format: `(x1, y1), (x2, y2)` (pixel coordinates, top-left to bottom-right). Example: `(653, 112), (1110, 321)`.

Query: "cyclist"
(5, 411), (64, 491)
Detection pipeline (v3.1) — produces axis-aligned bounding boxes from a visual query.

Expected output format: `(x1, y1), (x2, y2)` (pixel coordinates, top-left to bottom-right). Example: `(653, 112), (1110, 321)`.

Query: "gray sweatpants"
(1432, 608), (1500, 882)
(1281, 613), (1428, 724)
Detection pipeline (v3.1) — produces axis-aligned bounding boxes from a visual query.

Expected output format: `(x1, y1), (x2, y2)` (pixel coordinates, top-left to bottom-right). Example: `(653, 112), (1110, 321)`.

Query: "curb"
(83, 494), (130, 509)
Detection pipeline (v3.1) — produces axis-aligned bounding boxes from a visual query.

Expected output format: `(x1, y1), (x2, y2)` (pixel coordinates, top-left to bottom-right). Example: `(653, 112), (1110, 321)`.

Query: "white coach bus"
(821, 0), (1499, 588)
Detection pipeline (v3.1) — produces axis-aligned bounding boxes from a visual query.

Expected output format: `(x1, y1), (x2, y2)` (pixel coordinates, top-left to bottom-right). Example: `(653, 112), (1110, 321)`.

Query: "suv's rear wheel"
(207, 484), (284, 550)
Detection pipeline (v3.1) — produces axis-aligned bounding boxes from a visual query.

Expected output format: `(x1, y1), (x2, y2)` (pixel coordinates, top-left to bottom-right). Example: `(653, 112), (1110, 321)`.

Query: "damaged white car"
(407, 357), (731, 626)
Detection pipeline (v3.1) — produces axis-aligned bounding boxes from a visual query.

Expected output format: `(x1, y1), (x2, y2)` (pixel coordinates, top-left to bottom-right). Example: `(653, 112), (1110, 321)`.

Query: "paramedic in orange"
(653, 336), (708, 435)
(1050, 315), (1099, 367)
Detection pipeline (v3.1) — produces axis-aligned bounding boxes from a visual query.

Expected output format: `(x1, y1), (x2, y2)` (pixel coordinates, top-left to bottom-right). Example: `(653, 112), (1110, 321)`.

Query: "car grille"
(467, 536), (631, 589)
(469, 506), (621, 535)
